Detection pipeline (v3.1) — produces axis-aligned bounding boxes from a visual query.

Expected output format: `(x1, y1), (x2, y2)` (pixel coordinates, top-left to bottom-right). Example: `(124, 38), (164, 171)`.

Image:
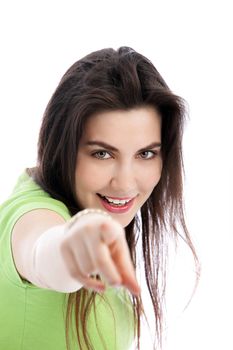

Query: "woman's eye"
(139, 150), (157, 159)
(92, 150), (111, 159)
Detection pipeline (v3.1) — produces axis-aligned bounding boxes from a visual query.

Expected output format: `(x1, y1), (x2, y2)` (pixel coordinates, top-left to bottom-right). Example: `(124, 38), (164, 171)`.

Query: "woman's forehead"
(79, 107), (162, 151)
(83, 107), (161, 135)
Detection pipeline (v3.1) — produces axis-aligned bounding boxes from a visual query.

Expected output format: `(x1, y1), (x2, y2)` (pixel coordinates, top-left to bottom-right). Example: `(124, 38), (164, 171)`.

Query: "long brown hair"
(32, 47), (199, 349)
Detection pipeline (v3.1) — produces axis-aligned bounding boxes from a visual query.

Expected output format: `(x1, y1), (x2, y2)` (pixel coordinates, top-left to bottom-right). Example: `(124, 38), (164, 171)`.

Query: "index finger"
(100, 223), (141, 296)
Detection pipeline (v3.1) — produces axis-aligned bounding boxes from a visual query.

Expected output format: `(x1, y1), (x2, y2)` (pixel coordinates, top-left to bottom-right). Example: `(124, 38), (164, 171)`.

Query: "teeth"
(103, 196), (131, 205)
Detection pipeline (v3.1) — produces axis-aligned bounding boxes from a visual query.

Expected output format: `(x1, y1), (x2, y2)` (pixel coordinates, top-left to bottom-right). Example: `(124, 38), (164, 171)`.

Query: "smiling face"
(75, 106), (162, 227)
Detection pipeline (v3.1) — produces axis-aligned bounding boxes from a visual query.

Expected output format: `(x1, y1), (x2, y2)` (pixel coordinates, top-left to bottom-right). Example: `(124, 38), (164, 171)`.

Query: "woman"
(0, 47), (198, 349)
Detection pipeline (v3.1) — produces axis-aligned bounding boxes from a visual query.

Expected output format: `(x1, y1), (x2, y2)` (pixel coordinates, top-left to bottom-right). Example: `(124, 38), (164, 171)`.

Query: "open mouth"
(97, 193), (132, 207)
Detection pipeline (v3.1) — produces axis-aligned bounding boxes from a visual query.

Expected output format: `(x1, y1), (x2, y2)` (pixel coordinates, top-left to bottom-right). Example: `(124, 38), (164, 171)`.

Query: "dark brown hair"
(32, 46), (199, 349)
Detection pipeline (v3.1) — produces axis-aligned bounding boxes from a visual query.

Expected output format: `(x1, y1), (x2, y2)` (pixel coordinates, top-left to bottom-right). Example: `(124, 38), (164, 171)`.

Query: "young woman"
(0, 46), (198, 349)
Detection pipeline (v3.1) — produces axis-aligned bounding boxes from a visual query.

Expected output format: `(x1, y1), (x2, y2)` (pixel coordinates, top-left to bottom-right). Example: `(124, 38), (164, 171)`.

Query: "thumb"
(99, 221), (124, 246)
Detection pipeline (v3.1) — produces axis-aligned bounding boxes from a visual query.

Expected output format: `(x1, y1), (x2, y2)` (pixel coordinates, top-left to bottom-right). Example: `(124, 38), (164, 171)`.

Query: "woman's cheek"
(81, 163), (111, 189)
(140, 162), (162, 188)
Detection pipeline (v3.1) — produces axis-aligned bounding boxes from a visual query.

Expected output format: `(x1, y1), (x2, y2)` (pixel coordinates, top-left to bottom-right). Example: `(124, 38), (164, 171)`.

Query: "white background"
(0, 1), (232, 349)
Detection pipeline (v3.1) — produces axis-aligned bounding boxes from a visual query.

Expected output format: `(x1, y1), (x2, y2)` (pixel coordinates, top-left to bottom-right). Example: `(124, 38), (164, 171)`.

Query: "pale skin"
(12, 106), (162, 295)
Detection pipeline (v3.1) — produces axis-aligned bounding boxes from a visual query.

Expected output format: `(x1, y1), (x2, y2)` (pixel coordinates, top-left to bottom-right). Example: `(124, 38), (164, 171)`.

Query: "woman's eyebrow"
(84, 141), (161, 152)
(138, 142), (162, 152)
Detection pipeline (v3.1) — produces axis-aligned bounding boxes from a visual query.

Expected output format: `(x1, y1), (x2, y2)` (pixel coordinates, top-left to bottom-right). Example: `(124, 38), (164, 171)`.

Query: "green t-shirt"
(0, 172), (134, 350)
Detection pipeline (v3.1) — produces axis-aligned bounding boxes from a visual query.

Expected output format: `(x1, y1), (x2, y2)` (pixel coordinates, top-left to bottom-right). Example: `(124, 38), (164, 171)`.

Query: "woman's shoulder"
(0, 170), (71, 222)
(0, 170), (71, 288)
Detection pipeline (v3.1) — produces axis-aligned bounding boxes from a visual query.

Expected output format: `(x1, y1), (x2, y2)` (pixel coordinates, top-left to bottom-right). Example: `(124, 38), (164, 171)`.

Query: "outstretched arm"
(12, 209), (140, 295)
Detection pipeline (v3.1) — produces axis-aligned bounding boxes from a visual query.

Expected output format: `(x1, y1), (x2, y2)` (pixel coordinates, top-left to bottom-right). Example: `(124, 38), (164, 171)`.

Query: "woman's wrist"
(31, 225), (83, 292)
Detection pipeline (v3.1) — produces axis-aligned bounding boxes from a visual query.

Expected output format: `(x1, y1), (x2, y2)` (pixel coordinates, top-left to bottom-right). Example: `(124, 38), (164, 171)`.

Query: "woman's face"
(75, 106), (162, 227)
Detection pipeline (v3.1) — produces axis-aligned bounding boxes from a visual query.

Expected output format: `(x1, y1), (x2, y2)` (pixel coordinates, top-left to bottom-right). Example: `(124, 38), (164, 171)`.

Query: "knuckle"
(68, 220), (94, 236)
(76, 222), (95, 236)
(84, 223), (95, 235)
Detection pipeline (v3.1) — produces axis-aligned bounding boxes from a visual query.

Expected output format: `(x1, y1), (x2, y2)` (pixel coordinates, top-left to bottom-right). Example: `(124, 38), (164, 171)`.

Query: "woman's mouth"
(97, 194), (135, 213)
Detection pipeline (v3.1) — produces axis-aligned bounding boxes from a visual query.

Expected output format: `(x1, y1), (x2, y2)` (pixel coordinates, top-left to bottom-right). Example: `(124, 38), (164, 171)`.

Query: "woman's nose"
(110, 163), (136, 194)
